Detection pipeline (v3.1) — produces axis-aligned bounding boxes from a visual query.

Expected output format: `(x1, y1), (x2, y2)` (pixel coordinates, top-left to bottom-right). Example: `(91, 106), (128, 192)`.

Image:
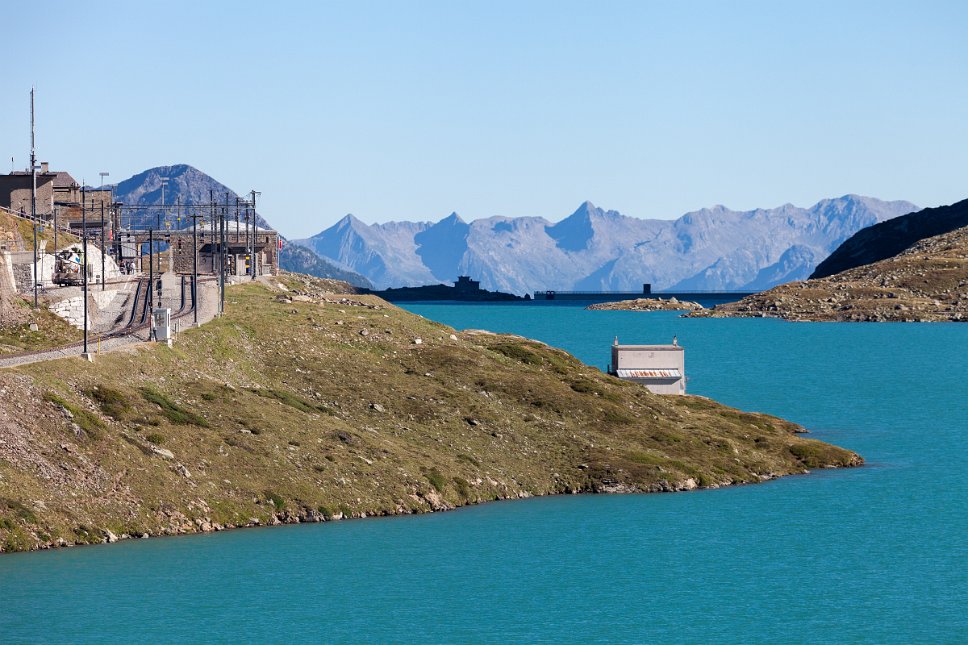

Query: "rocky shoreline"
(690, 226), (968, 322)
(587, 297), (704, 312)
(17, 465), (850, 553)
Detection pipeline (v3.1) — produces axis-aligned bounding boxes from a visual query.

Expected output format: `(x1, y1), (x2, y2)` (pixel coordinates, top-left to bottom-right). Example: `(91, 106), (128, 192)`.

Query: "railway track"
(0, 274), (203, 364)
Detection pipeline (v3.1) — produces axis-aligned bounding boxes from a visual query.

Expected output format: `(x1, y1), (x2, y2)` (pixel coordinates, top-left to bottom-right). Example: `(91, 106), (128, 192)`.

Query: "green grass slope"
(0, 276), (861, 552)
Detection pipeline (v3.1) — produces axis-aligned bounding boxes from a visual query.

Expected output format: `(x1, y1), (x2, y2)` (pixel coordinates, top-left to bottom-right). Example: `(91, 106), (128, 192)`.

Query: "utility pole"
(159, 176), (169, 230)
(148, 228), (154, 339)
(218, 193), (229, 314)
(99, 203), (106, 290)
(250, 190), (260, 280)
(189, 212), (201, 325)
(221, 192), (229, 313)
(244, 203), (250, 277)
(82, 187), (89, 356)
(30, 88), (38, 309)
(99, 172), (109, 290)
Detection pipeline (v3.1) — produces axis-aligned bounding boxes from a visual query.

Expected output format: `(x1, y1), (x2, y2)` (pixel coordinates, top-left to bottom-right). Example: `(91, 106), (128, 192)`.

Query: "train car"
(52, 247), (84, 286)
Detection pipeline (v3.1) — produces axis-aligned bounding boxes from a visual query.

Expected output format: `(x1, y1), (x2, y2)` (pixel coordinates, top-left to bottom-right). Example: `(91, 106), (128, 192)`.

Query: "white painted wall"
(611, 344), (686, 395)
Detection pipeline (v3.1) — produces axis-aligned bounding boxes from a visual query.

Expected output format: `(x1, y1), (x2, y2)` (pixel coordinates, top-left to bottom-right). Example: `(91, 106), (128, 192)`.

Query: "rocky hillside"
(296, 196), (917, 293)
(278, 240), (372, 288)
(113, 165), (371, 287)
(693, 226), (968, 322)
(0, 276), (860, 552)
(811, 198), (968, 279)
(0, 211), (82, 349)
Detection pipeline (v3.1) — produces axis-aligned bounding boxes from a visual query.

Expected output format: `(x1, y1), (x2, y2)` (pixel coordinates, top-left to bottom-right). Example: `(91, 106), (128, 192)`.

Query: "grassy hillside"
(0, 275), (861, 552)
(0, 209), (79, 253)
(1, 210), (83, 349)
(695, 225), (968, 322)
(0, 294), (82, 354)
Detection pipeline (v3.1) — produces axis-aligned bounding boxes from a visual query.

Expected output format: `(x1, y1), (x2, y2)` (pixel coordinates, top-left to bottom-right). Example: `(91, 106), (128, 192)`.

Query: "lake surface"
(2, 304), (966, 643)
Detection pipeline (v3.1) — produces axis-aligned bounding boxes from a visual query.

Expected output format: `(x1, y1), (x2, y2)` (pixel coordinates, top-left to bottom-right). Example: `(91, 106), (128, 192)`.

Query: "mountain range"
(111, 165), (372, 287)
(295, 196), (919, 293)
(810, 197), (968, 279)
(701, 198), (968, 322)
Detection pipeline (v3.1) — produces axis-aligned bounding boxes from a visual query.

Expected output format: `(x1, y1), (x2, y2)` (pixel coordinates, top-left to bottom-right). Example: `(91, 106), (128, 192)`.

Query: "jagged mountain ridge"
(296, 196), (919, 293)
(810, 197), (968, 279)
(112, 165), (372, 287)
(695, 222), (968, 322)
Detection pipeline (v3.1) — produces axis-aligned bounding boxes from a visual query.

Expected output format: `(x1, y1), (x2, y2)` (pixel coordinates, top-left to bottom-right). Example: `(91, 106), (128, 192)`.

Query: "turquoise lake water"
(2, 303), (966, 643)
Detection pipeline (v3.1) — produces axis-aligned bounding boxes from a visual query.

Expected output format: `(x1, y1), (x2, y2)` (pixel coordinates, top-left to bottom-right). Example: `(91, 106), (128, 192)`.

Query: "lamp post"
(250, 190), (260, 280)
(97, 171), (108, 291)
(159, 177), (169, 230)
(30, 88), (38, 309)
(190, 213), (200, 325)
(82, 186), (89, 357)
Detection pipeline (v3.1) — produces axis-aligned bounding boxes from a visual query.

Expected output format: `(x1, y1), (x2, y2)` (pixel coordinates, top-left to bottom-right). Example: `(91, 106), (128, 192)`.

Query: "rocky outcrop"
(586, 297), (703, 312)
(692, 225), (968, 322)
(811, 198), (967, 279)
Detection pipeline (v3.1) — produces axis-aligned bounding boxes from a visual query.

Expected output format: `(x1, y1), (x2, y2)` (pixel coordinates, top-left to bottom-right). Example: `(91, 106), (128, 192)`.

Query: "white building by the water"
(609, 338), (685, 395)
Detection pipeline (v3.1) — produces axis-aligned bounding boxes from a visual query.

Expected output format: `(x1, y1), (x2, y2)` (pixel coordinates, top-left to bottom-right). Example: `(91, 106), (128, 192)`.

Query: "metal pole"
(148, 228), (153, 306)
(250, 190), (257, 280)
(100, 202), (105, 290)
(192, 213), (198, 325)
(222, 192), (228, 312)
(159, 179), (165, 230)
(217, 203), (221, 314)
(30, 88), (38, 309)
(53, 206), (58, 252)
(82, 187), (89, 354)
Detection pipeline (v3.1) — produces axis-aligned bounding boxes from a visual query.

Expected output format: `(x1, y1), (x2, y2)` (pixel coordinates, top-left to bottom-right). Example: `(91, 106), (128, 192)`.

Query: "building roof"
(613, 344), (683, 351)
(52, 172), (78, 188)
(616, 369), (682, 379)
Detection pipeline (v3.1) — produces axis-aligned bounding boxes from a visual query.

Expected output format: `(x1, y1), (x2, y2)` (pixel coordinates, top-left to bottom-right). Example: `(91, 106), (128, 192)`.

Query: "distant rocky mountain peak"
(113, 165), (371, 287)
(295, 195), (920, 293)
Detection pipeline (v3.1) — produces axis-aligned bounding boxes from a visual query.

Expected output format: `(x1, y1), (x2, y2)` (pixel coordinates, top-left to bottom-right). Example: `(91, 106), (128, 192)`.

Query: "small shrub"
(490, 343), (541, 366)
(139, 387), (209, 427)
(318, 505), (334, 520)
(145, 433), (165, 445)
(87, 386), (131, 421)
(201, 392), (217, 401)
(602, 406), (633, 425)
(251, 388), (332, 415)
(43, 392), (104, 439)
(0, 498), (37, 524)
(426, 468), (447, 493)
(264, 490), (286, 512)
(628, 452), (663, 466)
(789, 442), (849, 468)
(452, 477), (471, 499)
(456, 453), (480, 467)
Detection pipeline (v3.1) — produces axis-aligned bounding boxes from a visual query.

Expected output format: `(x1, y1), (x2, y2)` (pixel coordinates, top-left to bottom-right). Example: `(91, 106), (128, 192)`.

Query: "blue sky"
(2, 1), (966, 237)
